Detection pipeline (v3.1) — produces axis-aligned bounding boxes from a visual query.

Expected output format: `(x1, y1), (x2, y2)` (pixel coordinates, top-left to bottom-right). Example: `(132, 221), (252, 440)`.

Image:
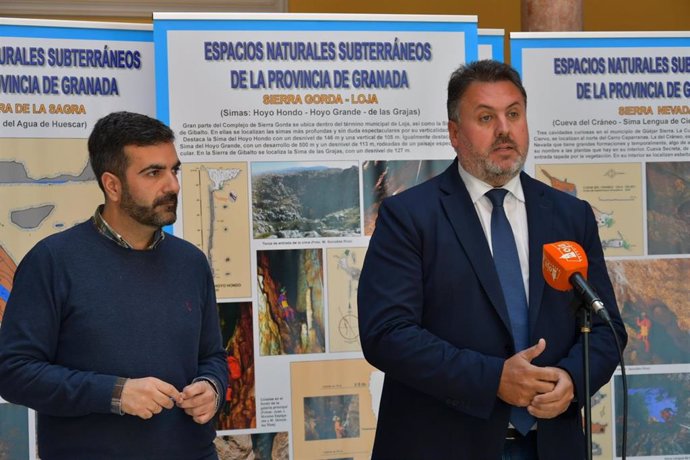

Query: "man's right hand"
(121, 377), (182, 419)
(497, 338), (558, 407)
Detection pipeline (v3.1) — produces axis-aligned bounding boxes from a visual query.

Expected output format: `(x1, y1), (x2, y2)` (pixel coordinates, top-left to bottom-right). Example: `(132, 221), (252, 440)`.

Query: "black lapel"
(521, 172), (554, 338)
(439, 160), (513, 333)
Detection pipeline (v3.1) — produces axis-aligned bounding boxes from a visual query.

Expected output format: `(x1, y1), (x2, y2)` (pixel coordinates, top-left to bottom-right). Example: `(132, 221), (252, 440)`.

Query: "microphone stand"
(579, 304), (593, 460)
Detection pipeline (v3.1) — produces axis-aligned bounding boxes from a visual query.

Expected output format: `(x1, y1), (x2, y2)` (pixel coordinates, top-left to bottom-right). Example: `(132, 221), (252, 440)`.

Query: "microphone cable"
(602, 314), (627, 460)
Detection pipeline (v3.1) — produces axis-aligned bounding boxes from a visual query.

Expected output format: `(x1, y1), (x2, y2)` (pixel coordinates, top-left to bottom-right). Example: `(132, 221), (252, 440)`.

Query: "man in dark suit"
(358, 60), (627, 459)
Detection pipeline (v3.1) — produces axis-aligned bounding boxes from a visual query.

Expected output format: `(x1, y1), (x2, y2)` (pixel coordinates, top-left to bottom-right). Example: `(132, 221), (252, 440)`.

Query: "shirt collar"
(457, 161), (525, 204)
(92, 205), (165, 250)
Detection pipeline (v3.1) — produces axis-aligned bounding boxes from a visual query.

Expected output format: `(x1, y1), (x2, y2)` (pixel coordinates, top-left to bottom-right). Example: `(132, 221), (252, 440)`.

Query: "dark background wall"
(290, 0), (690, 62)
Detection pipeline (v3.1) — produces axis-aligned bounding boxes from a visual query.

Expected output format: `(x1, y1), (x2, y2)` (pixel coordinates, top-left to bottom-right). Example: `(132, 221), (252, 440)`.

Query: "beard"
(120, 186), (178, 228)
(461, 134), (528, 186)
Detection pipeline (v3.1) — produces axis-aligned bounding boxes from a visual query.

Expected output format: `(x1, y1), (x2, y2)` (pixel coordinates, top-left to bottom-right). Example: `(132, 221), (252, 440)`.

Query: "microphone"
(542, 241), (611, 321)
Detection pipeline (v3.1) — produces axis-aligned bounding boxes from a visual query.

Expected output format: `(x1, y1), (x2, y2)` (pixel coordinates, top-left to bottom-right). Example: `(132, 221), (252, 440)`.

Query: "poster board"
(0, 17), (155, 459)
(512, 31), (690, 459)
(479, 28), (504, 61)
(155, 12), (477, 458)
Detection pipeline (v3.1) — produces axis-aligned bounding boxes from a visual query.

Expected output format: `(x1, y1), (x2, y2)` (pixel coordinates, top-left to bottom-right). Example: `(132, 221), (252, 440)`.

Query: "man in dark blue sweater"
(0, 112), (228, 459)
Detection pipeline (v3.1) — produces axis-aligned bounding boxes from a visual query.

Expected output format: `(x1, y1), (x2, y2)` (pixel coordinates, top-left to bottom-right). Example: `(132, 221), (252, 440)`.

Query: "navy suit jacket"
(358, 160), (626, 460)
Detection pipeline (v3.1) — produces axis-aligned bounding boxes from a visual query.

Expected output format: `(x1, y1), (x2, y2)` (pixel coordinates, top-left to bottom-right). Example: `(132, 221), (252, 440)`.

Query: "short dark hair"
(88, 111), (175, 191)
(446, 60), (527, 121)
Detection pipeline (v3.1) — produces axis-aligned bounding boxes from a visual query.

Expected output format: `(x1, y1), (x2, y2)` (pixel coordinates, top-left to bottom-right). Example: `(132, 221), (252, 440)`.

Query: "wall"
(289, 0), (690, 62)
(2, 0), (689, 62)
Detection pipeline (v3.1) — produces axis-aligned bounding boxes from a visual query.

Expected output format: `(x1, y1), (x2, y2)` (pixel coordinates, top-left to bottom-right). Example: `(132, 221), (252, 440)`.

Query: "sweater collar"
(92, 205), (165, 250)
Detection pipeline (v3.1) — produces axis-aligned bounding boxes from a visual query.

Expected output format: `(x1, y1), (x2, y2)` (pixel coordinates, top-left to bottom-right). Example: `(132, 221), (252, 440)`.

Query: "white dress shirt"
(457, 162), (530, 302)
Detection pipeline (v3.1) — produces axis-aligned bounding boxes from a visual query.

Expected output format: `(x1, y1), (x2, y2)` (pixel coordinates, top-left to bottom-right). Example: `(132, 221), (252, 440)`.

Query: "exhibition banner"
(155, 13), (476, 458)
(513, 32), (690, 460)
(0, 18), (154, 458)
(479, 28), (504, 61)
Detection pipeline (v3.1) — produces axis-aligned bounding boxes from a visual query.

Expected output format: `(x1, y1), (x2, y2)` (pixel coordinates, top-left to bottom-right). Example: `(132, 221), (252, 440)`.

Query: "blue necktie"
(486, 188), (535, 435)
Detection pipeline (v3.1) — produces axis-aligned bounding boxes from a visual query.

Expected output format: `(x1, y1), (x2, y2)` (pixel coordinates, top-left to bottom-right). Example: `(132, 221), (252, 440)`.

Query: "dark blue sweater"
(0, 220), (228, 459)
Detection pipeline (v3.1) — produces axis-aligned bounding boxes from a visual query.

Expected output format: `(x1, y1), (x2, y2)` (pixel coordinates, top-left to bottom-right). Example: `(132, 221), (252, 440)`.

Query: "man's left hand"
(526, 367), (574, 419)
(177, 380), (217, 424)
